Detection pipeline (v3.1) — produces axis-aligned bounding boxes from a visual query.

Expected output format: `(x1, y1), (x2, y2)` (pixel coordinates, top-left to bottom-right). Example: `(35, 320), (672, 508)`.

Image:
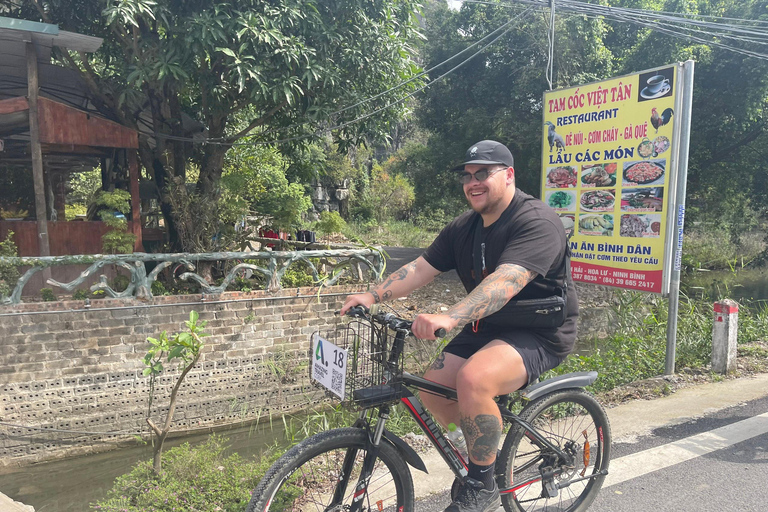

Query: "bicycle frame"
(347, 326), (580, 503)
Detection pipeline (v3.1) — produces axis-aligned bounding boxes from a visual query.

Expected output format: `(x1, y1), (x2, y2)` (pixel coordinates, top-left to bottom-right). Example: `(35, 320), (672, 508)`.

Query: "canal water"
(0, 422), (286, 512)
(3, 268), (768, 511)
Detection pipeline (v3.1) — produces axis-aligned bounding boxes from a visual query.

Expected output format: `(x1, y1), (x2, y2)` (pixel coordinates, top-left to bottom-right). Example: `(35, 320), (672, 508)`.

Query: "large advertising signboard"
(541, 66), (680, 294)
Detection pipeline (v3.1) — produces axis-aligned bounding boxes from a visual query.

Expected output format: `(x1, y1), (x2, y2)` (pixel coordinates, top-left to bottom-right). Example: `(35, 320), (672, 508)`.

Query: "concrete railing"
(0, 246), (385, 305)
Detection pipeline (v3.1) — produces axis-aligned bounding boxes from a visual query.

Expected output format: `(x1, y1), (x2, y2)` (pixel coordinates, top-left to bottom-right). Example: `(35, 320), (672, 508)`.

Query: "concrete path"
(411, 373), (768, 498)
(0, 492), (34, 512)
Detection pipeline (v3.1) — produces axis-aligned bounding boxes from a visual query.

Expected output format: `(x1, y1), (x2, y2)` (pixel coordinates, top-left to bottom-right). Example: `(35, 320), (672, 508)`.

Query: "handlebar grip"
(435, 328), (447, 338)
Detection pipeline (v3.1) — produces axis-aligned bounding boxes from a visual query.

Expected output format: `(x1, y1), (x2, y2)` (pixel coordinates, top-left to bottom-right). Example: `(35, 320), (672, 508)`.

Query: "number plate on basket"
(311, 333), (348, 400)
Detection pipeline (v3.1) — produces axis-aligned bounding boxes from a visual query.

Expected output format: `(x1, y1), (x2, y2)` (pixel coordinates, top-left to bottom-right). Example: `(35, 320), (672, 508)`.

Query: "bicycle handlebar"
(343, 305), (447, 339)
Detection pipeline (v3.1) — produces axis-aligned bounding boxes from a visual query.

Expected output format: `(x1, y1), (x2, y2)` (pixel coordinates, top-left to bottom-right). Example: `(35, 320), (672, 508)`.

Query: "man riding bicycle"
(341, 140), (577, 512)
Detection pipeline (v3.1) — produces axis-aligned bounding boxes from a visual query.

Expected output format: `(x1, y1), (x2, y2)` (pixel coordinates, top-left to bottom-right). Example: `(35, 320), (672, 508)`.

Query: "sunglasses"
(457, 167), (505, 185)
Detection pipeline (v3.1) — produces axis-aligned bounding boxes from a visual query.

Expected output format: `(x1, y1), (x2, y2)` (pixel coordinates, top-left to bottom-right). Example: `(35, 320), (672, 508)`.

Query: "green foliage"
(682, 226), (766, 271)
(222, 145), (312, 233)
(346, 220), (438, 248)
(111, 274), (130, 292)
(73, 289), (89, 300)
(280, 260), (317, 288)
(0, 231), (20, 299)
(10, 0), (425, 252)
(143, 311), (208, 377)
(91, 190), (136, 254)
(91, 436), (268, 511)
(40, 288), (56, 302)
(350, 163), (415, 223)
(315, 211), (347, 236)
(151, 280), (168, 296)
(544, 292), (736, 392)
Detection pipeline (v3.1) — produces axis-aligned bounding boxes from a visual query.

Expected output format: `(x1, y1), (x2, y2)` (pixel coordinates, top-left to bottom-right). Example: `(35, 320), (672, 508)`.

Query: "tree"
(143, 311), (207, 474)
(13, 0), (425, 250)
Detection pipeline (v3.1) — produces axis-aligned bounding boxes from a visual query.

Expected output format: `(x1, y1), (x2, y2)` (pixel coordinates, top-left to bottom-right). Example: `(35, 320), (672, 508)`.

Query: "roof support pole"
(26, 41), (52, 281)
(128, 150), (143, 251)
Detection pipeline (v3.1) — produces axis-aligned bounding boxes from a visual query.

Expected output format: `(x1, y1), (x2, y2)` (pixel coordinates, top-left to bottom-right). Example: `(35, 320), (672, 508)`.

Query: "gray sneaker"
(445, 478), (501, 512)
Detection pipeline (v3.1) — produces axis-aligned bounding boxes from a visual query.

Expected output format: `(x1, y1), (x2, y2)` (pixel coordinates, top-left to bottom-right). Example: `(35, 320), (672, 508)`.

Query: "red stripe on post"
(713, 303), (739, 314)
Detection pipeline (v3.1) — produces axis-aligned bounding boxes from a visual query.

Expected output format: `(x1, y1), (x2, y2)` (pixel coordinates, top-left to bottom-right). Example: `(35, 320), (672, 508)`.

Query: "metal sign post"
(664, 60), (695, 375)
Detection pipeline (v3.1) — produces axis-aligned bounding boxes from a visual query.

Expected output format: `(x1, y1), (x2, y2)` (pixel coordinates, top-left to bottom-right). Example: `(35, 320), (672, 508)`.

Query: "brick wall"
(0, 285), (365, 466)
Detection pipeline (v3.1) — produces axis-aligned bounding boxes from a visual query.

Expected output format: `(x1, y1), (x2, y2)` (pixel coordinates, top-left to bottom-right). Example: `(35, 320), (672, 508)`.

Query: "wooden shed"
(0, 16), (144, 258)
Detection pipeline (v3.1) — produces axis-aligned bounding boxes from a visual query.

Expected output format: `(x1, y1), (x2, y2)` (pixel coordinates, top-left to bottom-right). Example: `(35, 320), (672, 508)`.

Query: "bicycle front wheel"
(498, 389), (611, 512)
(247, 427), (414, 512)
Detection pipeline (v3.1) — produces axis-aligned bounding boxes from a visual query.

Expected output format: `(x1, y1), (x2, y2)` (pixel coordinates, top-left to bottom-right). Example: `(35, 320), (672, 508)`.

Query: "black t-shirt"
(422, 189), (578, 357)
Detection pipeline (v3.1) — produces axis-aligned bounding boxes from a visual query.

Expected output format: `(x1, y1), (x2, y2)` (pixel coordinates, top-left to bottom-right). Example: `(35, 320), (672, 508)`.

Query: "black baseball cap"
(453, 140), (514, 171)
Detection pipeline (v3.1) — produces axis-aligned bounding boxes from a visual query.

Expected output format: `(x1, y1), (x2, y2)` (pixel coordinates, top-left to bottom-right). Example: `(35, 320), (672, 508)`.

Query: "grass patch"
(92, 435), (276, 511)
(345, 219), (438, 248)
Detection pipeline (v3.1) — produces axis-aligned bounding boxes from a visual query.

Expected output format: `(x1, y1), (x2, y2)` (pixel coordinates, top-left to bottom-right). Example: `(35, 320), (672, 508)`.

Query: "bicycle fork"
(330, 407), (391, 512)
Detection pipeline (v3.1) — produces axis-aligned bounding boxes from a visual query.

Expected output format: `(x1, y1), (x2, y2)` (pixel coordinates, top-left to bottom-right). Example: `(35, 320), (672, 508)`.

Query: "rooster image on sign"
(544, 121), (565, 153)
(650, 108), (674, 133)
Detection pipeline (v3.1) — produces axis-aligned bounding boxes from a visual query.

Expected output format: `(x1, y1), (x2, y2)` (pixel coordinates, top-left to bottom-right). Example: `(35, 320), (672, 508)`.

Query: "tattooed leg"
(461, 412), (502, 464)
(455, 340), (529, 464)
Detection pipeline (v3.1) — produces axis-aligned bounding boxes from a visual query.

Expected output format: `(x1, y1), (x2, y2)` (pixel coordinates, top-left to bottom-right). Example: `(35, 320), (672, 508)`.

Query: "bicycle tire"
(497, 389), (611, 512)
(247, 427), (415, 512)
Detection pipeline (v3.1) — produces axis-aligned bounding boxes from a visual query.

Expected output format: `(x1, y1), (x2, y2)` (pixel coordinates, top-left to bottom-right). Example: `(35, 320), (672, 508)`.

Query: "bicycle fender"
(383, 429), (428, 474)
(521, 371), (598, 402)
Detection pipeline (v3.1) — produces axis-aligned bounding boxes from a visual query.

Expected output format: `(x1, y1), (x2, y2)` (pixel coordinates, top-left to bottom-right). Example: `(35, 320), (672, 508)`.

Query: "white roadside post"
(712, 299), (739, 374)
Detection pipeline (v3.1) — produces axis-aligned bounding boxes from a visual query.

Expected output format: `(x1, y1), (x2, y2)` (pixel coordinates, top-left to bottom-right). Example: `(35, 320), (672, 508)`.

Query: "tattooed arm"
(446, 263), (537, 325)
(340, 257), (441, 315)
(411, 263), (536, 339)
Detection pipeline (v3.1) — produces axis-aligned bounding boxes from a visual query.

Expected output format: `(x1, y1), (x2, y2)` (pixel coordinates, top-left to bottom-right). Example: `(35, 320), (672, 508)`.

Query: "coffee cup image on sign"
(647, 75), (669, 94)
(638, 67), (674, 101)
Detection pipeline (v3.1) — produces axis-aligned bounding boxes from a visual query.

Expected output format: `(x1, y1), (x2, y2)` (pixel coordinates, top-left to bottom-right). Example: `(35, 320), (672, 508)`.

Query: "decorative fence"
(0, 246), (385, 305)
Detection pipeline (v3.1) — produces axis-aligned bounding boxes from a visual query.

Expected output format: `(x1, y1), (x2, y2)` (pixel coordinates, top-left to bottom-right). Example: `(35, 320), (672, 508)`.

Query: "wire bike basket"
(310, 320), (404, 410)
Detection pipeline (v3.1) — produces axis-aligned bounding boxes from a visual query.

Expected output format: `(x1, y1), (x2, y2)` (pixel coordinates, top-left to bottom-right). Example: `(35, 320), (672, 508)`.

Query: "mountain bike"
(247, 305), (611, 512)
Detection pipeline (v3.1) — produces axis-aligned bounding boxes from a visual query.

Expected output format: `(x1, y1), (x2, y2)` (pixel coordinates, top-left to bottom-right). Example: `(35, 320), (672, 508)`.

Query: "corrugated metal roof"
(0, 16), (102, 53)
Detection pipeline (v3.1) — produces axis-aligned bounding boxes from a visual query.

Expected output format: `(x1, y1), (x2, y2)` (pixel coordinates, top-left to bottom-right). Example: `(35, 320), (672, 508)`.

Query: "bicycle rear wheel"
(247, 427), (414, 512)
(497, 389), (611, 512)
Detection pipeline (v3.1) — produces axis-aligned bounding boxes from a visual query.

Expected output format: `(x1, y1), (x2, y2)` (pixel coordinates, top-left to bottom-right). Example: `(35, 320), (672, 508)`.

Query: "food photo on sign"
(580, 189), (616, 212)
(546, 190), (577, 211)
(559, 214), (575, 237)
(580, 162), (617, 187)
(622, 159), (665, 187)
(621, 187), (664, 212)
(578, 213), (614, 237)
(637, 135), (671, 159)
(620, 213), (662, 238)
(545, 165), (577, 188)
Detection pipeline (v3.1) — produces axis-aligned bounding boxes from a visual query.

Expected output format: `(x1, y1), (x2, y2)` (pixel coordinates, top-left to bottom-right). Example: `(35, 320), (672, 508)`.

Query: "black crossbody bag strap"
(470, 203), (570, 330)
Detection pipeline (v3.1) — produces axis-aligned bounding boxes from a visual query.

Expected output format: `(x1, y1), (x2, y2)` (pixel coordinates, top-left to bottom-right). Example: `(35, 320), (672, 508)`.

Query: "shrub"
(91, 190), (136, 254)
(281, 260), (317, 288)
(91, 436), (270, 511)
(315, 210), (347, 236)
(0, 231), (19, 299)
(41, 288), (56, 301)
(111, 274), (130, 292)
(151, 280), (167, 296)
(73, 289), (89, 300)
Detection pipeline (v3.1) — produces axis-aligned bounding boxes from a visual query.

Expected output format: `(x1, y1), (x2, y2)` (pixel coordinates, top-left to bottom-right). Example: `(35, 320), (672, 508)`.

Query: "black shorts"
(442, 322), (565, 387)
